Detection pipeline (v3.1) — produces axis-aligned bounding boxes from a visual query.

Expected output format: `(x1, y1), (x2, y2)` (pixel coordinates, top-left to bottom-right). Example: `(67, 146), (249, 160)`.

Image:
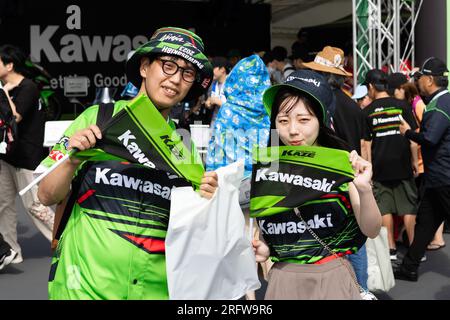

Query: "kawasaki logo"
(95, 168), (171, 200)
(30, 25), (148, 63)
(285, 76), (321, 87)
(258, 214), (333, 235)
(373, 115), (400, 126)
(281, 150), (316, 158)
(160, 135), (184, 161)
(118, 130), (156, 168)
(255, 168), (335, 192)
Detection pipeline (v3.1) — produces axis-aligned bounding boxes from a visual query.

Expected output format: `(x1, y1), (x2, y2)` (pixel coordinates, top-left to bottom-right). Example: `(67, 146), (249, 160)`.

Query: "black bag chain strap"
(293, 207), (368, 295)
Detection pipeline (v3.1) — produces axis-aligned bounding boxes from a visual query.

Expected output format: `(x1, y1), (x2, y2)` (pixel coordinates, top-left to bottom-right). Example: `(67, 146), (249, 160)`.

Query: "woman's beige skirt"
(265, 259), (362, 300)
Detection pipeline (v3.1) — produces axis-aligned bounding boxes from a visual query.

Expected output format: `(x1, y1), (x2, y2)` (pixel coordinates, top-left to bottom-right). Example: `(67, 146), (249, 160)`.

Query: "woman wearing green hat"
(37, 27), (218, 299)
(252, 70), (382, 300)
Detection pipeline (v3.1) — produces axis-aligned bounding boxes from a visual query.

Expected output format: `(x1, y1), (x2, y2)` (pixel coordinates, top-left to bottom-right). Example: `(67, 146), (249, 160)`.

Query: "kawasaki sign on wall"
(31, 24), (147, 89)
(0, 0), (270, 114)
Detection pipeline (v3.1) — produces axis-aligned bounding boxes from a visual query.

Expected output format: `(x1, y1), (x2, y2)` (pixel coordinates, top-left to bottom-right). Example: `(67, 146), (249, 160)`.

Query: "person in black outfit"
(0, 45), (54, 264)
(396, 57), (450, 281)
(362, 69), (419, 261)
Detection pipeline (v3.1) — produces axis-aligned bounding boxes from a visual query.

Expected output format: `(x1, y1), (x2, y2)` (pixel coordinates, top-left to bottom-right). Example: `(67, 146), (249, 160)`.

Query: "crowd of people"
(0, 25), (449, 300)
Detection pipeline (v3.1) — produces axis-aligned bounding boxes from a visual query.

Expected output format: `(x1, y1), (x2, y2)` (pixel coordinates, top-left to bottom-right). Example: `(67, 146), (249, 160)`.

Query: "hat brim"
(351, 93), (366, 100)
(263, 83), (326, 123)
(126, 42), (212, 102)
(302, 61), (352, 77)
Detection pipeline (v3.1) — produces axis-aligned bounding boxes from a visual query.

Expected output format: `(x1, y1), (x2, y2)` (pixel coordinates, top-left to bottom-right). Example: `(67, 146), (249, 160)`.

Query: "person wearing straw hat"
(252, 70), (381, 300)
(303, 46), (366, 159)
(36, 27), (219, 299)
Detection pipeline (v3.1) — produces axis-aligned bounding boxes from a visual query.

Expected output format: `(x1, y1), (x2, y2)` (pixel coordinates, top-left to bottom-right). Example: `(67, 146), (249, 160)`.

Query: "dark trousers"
(0, 233), (11, 256)
(402, 186), (450, 271)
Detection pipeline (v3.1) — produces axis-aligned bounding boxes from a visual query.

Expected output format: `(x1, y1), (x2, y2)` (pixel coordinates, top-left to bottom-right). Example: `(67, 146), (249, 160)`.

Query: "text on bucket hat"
(263, 69), (334, 124)
(126, 27), (213, 102)
(418, 57), (449, 77)
(302, 46), (352, 77)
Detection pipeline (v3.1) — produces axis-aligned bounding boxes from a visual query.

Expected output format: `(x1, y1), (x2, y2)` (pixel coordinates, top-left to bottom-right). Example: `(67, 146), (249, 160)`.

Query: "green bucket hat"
(126, 27), (213, 101)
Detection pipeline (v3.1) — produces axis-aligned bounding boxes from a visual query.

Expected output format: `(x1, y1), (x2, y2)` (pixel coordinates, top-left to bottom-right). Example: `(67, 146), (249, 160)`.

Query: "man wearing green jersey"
(37, 27), (218, 299)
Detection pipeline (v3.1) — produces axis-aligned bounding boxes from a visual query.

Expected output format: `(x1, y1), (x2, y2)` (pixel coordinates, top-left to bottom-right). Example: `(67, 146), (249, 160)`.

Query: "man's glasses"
(157, 58), (196, 83)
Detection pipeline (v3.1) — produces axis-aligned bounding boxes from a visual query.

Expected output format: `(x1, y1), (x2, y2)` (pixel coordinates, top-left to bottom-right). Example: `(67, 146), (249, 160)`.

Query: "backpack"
(51, 102), (114, 250)
(0, 88), (17, 154)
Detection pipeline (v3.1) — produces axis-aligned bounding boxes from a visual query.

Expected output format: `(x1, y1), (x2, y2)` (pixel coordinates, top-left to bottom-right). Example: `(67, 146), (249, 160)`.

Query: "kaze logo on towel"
(250, 146), (354, 217)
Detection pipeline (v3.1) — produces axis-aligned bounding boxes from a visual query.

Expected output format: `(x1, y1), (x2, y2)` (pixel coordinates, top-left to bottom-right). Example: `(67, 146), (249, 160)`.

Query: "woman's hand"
(252, 239), (270, 262)
(66, 125), (102, 165)
(199, 171), (218, 199)
(349, 150), (373, 192)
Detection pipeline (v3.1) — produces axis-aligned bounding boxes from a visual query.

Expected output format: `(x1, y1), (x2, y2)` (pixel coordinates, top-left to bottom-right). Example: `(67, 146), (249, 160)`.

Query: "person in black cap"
(362, 69), (419, 262)
(252, 70), (381, 300)
(37, 27), (219, 299)
(387, 72), (434, 248)
(395, 57), (450, 281)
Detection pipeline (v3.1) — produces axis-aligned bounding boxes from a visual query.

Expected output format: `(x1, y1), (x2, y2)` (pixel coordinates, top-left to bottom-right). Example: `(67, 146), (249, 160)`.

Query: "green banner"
(77, 94), (205, 187)
(250, 146), (354, 217)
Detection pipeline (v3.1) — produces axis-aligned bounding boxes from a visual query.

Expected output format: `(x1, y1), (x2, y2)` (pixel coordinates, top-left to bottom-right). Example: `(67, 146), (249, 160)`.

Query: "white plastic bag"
(166, 161), (261, 300)
(366, 226), (395, 292)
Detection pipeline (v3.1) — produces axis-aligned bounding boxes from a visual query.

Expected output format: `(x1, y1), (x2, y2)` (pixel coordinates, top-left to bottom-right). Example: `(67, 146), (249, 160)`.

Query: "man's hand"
(398, 114), (411, 135)
(67, 125), (102, 165)
(199, 171), (218, 199)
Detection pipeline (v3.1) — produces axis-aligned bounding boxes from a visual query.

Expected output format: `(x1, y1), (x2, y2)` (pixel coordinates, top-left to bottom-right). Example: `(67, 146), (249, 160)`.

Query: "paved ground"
(1, 197), (449, 300)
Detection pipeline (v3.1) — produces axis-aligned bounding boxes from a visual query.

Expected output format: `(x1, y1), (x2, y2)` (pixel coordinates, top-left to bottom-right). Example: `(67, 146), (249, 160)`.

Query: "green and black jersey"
(256, 184), (366, 264)
(39, 101), (192, 299)
(250, 146), (366, 264)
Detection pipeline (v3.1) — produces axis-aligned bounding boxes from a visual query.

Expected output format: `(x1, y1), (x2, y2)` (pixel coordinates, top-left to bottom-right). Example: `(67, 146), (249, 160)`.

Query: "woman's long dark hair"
(268, 87), (350, 151)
